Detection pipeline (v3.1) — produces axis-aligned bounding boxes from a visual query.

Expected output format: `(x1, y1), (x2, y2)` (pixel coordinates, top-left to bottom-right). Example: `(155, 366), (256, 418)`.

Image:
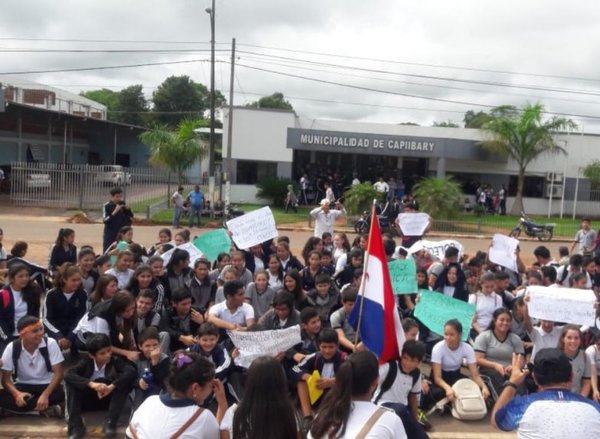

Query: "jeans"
(173, 206), (183, 227)
(189, 205), (202, 227)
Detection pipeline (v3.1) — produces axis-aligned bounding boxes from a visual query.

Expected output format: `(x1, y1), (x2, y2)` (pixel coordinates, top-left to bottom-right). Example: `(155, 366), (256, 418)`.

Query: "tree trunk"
(510, 169), (525, 215)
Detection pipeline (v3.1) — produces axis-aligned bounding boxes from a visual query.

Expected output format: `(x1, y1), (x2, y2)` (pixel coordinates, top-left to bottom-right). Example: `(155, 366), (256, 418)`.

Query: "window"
(508, 175), (545, 198)
(236, 160), (277, 184)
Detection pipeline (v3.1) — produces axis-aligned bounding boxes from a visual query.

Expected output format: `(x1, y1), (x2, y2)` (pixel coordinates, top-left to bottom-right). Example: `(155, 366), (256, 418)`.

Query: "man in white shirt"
(373, 177), (390, 197)
(310, 199), (346, 238)
(208, 280), (255, 331)
(571, 218), (596, 256)
(0, 316), (64, 416)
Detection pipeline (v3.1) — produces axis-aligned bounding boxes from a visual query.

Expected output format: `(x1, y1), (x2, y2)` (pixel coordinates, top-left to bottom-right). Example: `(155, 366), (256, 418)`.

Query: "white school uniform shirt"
(468, 292), (502, 330)
(11, 288), (28, 336)
(528, 326), (562, 361)
(308, 401), (406, 439)
(127, 395), (219, 439)
(208, 302), (254, 326)
(374, 362), (421, 406)
(1, 337), (64, 385)
(105, 267), (134, 289)
(431, 341), (477, 371)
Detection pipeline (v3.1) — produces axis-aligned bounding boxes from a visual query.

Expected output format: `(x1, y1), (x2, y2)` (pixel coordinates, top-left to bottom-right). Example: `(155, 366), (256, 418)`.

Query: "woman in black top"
(49, 228), (77, 274)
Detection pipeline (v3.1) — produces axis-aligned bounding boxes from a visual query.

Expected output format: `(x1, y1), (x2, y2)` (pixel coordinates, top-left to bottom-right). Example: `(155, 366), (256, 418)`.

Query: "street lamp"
(206, 0), (216, 177)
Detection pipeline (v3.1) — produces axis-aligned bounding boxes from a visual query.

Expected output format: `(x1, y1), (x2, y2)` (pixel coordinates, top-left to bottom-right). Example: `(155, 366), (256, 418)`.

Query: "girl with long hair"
(283, 269), (311, 311)
(49, 228), (77, 273)
(266, 254), (284, 290)
(88, 274), (119, 309)
(558, 324), (592, 396)
(309, 351), (406, 438)
(128, 352), (227, 439)
(126, 264), (166, 312)
(77, 247), (98, 295)
(221, 356), (298, 439)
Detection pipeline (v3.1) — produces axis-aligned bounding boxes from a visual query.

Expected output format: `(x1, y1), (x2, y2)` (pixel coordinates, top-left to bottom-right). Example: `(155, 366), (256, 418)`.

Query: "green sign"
(388, 258), (417, 295)
(193, 229), (232, 261)
(414, 291), (475, 341)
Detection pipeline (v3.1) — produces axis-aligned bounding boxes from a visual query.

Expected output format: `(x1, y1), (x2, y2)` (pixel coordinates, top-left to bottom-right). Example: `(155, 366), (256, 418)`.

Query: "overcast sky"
(1, 0), (600, 132)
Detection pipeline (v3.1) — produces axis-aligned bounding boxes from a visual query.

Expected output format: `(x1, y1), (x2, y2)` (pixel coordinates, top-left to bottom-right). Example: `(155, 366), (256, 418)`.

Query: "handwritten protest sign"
(161, 242), (203, 267)
(227, 325), (302, 368)
(226, 206), (278, 249)
(414, 291), (475, 341)
(408, 239), (464, 260)
(489, 234), (519, 272)
(526, 286), (597, 326)
(388, 258), (418, 295)
(193, 229), (232, 262)
(398, 212), (430, 236)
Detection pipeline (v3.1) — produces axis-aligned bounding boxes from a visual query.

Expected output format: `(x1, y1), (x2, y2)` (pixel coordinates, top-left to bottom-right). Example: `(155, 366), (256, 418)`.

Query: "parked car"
(0, 164), (51, 192)
(95, 165), (132, 186)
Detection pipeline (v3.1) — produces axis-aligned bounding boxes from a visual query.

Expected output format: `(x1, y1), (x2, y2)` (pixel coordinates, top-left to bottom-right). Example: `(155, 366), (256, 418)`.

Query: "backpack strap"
(373, 360), (398, 404)
(355, 407), (387, 439)
(12, 336), (52, 380)
(170, 407), (204, 439)
(559, 266), (569, 284)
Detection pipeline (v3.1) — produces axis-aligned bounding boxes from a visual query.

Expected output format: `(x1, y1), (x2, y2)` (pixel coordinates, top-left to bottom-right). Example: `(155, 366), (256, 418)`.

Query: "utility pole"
(224, 38), (235, 205)
(207, 0), (216, 176)
(226, 38), (236, 179)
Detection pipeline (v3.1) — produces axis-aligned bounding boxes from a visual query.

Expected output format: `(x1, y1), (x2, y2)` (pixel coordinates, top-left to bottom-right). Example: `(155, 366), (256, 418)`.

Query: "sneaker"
(41, 404), (63, 418)
(417, 409), (433, 431)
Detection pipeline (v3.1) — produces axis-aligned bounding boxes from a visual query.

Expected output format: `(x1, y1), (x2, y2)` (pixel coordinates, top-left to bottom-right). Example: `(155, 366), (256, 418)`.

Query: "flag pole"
(353, 198), (377, 348)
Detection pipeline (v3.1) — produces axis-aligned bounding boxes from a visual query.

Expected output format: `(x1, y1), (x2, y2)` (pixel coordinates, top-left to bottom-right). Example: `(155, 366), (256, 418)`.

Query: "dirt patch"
(66, 212), (94, 224)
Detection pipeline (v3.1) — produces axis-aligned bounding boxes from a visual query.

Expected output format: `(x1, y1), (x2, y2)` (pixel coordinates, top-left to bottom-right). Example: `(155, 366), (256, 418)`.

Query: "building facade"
(224, 106), (599, 217)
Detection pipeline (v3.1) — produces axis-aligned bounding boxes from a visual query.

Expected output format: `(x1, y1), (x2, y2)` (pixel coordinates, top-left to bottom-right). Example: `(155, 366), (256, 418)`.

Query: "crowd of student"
(0, 187), (599, 438)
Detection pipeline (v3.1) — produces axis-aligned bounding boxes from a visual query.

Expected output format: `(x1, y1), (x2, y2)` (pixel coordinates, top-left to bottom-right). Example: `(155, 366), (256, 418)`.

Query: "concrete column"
(436, 157), (446, 178)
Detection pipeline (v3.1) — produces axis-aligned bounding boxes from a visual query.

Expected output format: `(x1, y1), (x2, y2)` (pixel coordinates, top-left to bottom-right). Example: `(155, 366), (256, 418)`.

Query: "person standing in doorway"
(187, 185), (205, 228)
(102, 187), (133, 253)
(171, 186), (185, 229)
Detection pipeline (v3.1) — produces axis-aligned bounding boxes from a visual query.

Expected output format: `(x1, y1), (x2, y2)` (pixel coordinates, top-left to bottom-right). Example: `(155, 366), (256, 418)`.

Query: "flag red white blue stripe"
(349, 204), (405, 363)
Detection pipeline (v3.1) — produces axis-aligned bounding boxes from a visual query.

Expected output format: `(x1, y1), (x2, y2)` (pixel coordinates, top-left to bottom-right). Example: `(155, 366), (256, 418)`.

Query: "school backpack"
(427, 378), (487, 421)
(11, 336), (52, 380)
(373, 360), (420, 404)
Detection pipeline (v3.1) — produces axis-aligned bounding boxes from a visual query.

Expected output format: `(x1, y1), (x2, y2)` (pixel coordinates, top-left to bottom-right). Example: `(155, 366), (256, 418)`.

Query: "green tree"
(116, 85), (148, 126)
(432, 120), (459, 128)
(412, 177), (463, 219)
(343, 182), (380, 215)
(463, 110), (493, 128)
(247, 92), (293, 110)
(80, 88), (119, 118)
(152, 76), (211, 126)
(481, 103), (576, 215)
(398, 122), (420, 126)
(139, 119), (207, 185)
(583, 160), (600, 186)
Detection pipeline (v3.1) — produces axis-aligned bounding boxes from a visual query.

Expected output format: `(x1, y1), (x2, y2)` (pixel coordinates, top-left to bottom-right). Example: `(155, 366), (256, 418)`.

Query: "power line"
(236, 43), (600, 84)
(0, 58), (219, 75)
(0, 48), (222, 54)
(237, 50), (600, 97)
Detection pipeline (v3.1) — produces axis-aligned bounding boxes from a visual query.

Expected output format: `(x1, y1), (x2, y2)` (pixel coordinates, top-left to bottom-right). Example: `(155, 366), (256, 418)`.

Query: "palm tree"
(482, 104), (576, 215)
(412, 177), (463, 219)
(139, 119), (207, 185)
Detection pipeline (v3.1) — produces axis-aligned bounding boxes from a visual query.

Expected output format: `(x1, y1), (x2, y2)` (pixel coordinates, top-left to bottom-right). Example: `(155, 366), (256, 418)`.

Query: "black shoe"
(102, 420), (117, 437)
(68, 426), (86, 439)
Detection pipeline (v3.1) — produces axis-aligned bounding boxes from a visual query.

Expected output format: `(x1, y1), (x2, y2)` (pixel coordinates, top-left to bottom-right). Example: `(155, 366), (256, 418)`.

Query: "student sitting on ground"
(160, 287), (205, 353)
(208, 280), (255, 338)
(285, 307), (322, 370)
(132, 327), (170, 412)
(133, 289), (163, 350)
(244, 270), (276, 320)
(468, 272), (503, 339)
(307, 273), (341, 328)
(64, 333), (136, 439)
(293, 328), (347, 421)
(188, 322), (231, 382)
(42, 263), (87, 353)
(374, 340), (429, 439)
(329, 287), (363, 353)
(105, 250), (135, 289)
(0, 316), (65, 417)
(258, 291), (301, 330)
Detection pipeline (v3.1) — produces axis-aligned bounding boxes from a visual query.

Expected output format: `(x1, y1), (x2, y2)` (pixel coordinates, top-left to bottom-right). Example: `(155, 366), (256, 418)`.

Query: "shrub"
(412, 177), (463, 219)
(256, 177), (294, 207)
(343, 182), (380, 215)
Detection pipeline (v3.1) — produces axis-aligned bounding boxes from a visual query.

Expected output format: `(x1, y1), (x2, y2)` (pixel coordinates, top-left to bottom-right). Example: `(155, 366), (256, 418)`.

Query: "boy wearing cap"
(0, 316), (65, 416)
(492, 348), (600, 438)
(310, 199), (346, 238)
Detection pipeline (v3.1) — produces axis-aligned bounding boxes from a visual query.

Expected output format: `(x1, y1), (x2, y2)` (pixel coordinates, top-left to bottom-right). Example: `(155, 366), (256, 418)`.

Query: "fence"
(6, 162), (208, 215)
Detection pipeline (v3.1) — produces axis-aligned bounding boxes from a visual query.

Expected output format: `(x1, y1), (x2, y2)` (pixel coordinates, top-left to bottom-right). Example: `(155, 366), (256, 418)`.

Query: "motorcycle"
(510, 212), (554, 241)
(223, 203), (244, 226)
(354, 209), (399, 236)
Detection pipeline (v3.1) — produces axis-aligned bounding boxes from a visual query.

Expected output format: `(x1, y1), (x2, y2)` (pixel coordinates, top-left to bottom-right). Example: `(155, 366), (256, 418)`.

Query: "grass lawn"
(150, 204), (313, 225)
(129, 196), (168, 214)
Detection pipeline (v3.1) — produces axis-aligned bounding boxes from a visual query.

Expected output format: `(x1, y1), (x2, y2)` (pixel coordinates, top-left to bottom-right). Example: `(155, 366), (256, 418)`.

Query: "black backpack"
(373, 360), (420, 404)
(11, 336), (52, 380)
